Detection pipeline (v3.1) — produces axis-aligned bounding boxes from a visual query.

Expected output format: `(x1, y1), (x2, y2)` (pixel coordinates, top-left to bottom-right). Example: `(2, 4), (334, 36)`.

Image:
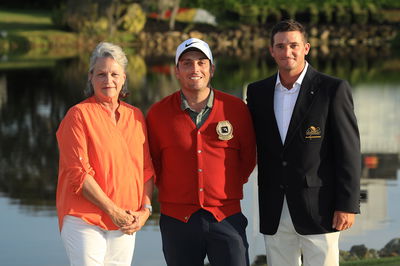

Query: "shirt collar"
(180, 89), (214, 111)
(275, 61), (309, 93)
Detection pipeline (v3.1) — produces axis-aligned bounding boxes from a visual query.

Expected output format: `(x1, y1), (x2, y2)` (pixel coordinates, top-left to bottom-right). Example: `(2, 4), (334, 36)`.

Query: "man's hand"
(332, 211), (355, 231)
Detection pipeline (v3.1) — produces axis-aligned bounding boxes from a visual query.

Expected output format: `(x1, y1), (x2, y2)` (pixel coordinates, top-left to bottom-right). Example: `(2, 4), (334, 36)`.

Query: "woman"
(56, 42), (154, 266)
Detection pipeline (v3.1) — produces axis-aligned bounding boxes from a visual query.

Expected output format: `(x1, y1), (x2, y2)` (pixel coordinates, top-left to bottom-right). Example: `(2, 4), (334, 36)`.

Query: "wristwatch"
(143, 204), (152, 215)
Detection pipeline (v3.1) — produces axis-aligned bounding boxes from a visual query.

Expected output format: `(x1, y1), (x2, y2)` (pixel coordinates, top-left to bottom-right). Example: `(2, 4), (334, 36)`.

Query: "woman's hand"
(120, 208), (151, 235)
(82, 176), (136, 229)
(109, 207), (136, 228)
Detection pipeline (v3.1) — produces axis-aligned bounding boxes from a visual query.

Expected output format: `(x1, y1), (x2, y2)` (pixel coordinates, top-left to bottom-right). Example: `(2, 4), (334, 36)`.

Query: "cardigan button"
(198, 169), (202, 172)
(197, 150), (202, 153)
(199, 188), (204, 192)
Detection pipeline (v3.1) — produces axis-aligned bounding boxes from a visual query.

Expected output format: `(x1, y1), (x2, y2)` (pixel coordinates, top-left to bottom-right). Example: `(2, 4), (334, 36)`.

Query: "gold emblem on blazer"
(216, 120), (233, 140)
(305, 126), (322, 139)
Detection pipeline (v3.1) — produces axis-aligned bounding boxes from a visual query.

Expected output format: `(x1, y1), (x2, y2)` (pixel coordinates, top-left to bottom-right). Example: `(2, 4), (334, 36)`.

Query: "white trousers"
(264, 197), (340, 266)
(61, 215), (136, 266)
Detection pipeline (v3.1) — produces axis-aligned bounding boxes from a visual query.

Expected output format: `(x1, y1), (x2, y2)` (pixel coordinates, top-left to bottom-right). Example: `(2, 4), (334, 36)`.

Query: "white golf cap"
(175, 38), (213, 65)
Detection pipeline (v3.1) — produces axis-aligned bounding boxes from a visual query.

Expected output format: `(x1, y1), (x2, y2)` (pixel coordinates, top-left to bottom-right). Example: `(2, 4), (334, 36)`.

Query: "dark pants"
(160, 209), (249, 266)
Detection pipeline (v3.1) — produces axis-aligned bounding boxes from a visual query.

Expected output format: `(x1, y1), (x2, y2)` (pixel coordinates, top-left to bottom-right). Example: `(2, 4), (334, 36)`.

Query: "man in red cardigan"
(146, 38), (257, 266)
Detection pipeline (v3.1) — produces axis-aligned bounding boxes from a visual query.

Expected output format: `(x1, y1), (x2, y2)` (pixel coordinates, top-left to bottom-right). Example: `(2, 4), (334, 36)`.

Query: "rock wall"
(135, 24), (398, 58)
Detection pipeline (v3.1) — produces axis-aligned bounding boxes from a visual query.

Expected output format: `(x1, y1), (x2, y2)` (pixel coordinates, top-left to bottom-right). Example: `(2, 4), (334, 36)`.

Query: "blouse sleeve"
(56, 107), (95, 194)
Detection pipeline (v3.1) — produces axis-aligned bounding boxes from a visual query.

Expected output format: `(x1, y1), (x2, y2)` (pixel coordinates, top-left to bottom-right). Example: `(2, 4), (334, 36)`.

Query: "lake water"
(0, 47), (399, 265)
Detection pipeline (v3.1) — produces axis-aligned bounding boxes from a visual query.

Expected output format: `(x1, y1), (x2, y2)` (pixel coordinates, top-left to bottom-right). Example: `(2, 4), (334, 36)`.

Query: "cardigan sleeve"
(136, 109), (155, 183)
(146, 107), (162, 184)
(237, 101), (257, 184)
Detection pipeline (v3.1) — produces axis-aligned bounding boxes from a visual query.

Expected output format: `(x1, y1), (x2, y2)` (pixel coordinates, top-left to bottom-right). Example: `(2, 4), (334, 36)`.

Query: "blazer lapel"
(284, 66), (319, 147)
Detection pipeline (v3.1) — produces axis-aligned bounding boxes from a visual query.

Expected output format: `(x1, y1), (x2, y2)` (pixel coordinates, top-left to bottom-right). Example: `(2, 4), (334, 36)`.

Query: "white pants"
(61, 215), (136, 266)
(264, 197), (340, 266)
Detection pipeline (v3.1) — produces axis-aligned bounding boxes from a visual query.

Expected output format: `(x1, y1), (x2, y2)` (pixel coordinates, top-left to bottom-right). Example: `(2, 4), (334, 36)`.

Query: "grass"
(0, 7), (74, 48)
(0, 59), (56, 70)
(340, 256), (400, 266)
(0, 7), (81, 66)
(0, 8), (58, 32)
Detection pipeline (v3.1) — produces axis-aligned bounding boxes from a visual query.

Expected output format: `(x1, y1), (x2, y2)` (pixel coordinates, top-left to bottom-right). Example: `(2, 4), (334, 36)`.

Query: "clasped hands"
(110, 207), (151, 235)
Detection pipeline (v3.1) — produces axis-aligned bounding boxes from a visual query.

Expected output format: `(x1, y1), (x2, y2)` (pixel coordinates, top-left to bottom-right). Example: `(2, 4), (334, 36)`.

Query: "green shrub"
(351, 0), (368, 25)
(265, 7), (282, 24)
(234, 4), (260, 25)
(367, 3), (383, 23)
(319, 2), (334, 24)
(391, 31), (400, 48)
(308, 4), (319, 25)
(280, 4), (297, 20)
(295, 4), (319, 25)
(334, 3), (352, 25)
(51, 4), (67, 29)
(53, 0), (147, 35)
(119, 3), (146, 34)
(258, 6), (268, 25)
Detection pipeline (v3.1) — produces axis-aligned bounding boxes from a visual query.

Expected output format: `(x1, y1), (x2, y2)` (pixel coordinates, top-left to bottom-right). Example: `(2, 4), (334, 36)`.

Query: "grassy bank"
(340, 256), (400, 266)
(0, 8), (56, 32)
(0, 8), (82, 57)
(0, 8), (139, 58)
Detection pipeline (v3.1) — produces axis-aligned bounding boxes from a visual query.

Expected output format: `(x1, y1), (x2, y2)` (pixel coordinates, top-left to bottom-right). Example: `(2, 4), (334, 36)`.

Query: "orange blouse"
(56, 96), (154, 231)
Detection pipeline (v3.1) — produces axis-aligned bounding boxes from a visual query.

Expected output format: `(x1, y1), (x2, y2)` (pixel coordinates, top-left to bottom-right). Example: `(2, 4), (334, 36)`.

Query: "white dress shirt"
(274, 62), (309, 143)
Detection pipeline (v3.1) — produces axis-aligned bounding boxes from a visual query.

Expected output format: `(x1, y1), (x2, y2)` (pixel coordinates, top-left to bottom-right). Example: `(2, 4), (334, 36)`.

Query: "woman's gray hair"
(85, 42), (129, 98)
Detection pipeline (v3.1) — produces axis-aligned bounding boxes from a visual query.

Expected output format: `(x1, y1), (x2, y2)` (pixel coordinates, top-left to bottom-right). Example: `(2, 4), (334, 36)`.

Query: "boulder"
(379, 238), (400, 257)
(252, 254), (267, 266)
(339, 250), (358, 261)
(349, 244), (380, 259)
(350, 244), (368, 258)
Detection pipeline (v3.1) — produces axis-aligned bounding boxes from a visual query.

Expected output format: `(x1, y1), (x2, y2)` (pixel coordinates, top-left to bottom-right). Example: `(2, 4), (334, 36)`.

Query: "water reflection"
(0, 48), (399, 265)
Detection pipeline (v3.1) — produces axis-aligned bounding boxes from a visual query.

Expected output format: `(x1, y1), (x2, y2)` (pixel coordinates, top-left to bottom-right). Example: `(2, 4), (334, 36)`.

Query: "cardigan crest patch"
(216, 120), (233, 140)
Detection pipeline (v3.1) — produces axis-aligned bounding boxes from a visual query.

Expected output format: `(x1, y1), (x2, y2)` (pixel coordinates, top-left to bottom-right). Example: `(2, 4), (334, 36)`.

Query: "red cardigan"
(147, 90), (256, 222)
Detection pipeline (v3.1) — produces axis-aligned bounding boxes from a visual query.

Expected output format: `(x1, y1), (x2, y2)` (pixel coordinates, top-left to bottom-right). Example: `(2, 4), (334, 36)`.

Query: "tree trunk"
(107, 0), (118, 36)
(169, 0), (180, 30)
